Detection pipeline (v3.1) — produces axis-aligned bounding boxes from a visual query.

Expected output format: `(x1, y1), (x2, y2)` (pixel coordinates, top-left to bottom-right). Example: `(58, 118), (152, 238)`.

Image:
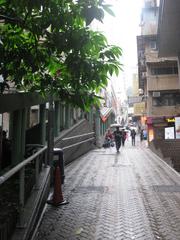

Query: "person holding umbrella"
(113, 126), (122, 152)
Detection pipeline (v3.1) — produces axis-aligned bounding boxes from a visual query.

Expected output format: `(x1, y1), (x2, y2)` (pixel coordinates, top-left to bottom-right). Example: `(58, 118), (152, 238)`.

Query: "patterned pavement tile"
(33, 140), (180, 240)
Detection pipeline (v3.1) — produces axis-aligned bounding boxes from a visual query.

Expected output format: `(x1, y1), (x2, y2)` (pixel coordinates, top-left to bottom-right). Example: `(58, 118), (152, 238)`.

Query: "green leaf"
(0, 0), (122, 109)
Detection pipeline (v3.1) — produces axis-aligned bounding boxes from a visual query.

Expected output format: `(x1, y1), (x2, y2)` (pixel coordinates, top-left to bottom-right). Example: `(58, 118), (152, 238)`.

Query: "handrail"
(62, 132), (94, 141)
(0, 146), (47, 185)
(0, 132), (94, 185)
(62, 137), (95, 150)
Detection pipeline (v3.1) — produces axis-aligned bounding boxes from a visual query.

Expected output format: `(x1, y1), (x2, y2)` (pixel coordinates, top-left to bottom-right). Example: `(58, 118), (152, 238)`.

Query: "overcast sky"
(96, 0), (143, 98)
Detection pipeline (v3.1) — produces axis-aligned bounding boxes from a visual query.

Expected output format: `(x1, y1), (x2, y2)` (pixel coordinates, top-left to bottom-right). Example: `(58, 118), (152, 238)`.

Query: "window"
(149, 40), (156, 50)
(151, 66), (178, 75)
(152, 93), (180, 106)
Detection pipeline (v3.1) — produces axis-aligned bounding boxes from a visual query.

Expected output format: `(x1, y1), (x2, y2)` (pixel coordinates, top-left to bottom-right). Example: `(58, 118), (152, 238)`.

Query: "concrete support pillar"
(108, 116), (111, 127)
(65, 104), (70, 129)
(60, 103), (64, 130)
(75, 108), (79, 123)
(95, 109), (101, 147)
(69, 106), (73, 126)
(11, 109), (26, 165)
(9, 112), (14, 140)
(21, 108), (27, 159)
(80, 109), (84, 119)
(26, 108), (30, 129)
(54, 101), (60, 137)
(89, 107), (94, 128)
(103, 122), (106, 135)
(72, 107), (77, 124)
(86, 111), (90, 121)
(102, 122), (104, 135)
(47, 99), (54, 166)
(101, 121), (103, 135)
(104, 122), (106, 134)
(40, 104), (46, 145)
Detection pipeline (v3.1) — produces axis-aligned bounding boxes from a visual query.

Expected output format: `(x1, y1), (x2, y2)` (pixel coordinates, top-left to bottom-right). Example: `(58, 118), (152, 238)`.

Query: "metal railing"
(62, 137), (95, 150)
(0, 144), (48, 233)
(0, 130), (95, 239)
(0, 131), (95, 200)
(62, 132), (94, 141)
(60, 132), (95, 151)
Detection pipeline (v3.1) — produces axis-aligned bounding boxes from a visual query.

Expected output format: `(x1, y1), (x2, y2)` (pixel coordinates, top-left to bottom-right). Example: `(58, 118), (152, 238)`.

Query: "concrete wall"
(147, 75), (179, 91)
(54, 119), (95, 165)
(147, 99), (180, 116)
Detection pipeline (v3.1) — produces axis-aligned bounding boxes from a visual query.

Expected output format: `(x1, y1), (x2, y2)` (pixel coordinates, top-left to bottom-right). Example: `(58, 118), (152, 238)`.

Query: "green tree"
(0, 0), (122, 110)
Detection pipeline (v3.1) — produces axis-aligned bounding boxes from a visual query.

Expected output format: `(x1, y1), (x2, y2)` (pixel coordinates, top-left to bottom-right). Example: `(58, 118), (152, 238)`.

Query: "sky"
(95, 0), (143, 98)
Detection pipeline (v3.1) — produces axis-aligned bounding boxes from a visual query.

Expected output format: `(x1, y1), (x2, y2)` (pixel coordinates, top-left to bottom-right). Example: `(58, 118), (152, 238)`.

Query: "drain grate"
(152, 185), (180, 193)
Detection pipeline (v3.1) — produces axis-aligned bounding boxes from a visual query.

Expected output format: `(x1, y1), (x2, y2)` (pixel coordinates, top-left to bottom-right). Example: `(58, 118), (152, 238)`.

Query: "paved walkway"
(33, 139), (180, 240)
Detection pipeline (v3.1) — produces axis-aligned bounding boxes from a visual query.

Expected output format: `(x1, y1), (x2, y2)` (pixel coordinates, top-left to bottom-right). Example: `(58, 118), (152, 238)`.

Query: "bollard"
(53, 148), (65, 184)
(47, 148), (69, 206)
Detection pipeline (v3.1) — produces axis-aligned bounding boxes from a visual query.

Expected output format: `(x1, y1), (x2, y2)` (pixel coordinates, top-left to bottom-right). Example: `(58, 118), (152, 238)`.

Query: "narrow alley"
(33, 139), (180, 240)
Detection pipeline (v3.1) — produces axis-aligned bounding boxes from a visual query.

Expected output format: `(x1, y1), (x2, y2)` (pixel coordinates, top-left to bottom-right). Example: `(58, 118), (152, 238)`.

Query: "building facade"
(137, 0), (180, 142)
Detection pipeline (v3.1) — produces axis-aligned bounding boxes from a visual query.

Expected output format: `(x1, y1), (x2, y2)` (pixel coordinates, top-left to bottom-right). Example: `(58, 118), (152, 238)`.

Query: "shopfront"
(147, 116), (177, 142)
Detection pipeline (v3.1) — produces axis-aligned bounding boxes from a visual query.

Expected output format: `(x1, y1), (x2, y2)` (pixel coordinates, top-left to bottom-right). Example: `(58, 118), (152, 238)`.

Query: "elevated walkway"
(33, 139), (180, 240)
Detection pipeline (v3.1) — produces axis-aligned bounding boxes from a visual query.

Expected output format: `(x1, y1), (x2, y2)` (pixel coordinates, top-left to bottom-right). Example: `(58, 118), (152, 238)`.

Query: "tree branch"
(0, 14), (23, 24)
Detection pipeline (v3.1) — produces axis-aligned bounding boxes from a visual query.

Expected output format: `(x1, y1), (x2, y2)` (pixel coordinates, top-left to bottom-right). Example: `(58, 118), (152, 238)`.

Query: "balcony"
(145, 50), (158, 63)
(147, 74), (179, 91)
(149, 105), (180, 117)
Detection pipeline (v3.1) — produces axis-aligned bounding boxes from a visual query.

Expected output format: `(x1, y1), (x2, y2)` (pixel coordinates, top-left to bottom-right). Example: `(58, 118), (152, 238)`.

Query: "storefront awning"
(100, 107), (113, 122)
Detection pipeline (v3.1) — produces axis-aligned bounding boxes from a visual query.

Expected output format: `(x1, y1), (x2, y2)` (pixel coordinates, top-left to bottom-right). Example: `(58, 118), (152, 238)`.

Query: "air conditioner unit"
(153, 91), (160, 97)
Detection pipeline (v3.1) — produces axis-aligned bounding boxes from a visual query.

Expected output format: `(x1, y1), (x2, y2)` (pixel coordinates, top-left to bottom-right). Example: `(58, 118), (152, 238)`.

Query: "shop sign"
(128, 96), (142, 104)
(165, 127), (175, 139)
(175, 117), (180, 139)
(166, 118), (175, 123)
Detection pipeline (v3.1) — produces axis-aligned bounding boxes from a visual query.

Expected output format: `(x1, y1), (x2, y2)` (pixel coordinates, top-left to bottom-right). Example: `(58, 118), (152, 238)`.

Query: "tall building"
(137, 0), (180, 142)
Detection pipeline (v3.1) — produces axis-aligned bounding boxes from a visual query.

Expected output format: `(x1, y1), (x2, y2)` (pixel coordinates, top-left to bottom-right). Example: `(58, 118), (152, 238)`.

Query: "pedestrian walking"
(113, 126), (122, 152)
(131, 129), (136, 146)
(140, 130), (144, 142)
(143, 129), (147, 140)
(122, 129), (127, 146)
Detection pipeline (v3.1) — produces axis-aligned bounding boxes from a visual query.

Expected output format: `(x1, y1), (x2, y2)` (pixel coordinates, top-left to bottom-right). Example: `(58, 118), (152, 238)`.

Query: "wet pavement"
(33, 139), (180, 240)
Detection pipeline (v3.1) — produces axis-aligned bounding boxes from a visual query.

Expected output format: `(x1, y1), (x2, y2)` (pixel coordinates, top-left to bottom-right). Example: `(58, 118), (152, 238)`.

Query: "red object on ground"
(47, 165), (69, 206)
